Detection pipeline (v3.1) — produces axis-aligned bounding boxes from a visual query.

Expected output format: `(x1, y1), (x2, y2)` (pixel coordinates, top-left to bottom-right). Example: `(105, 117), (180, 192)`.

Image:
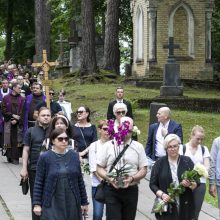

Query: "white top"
(97, 139), (148, 183)
(155, 121), (170, 157)
(89, 140), (105, 187)
(179, 144), (210, 183)
(57, 101), (73, 121)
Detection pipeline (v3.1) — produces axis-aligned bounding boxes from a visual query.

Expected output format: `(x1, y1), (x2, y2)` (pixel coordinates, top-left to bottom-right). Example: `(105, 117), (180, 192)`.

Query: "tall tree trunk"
(103, 0), (120, 75)
(80, 0), (97, 75)
(34, 0), (51, 62)
(4, 0), (14, 60)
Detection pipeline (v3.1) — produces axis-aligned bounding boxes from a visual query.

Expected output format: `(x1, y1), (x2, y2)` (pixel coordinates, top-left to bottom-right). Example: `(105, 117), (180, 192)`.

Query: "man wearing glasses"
(107, 86), (133, 120)
(34, 88), (63, 118)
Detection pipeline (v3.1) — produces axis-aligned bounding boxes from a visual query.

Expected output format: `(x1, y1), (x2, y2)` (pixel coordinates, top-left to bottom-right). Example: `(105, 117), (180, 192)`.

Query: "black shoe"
(12, 160), (19, 165)
(7, 158), (12, 163)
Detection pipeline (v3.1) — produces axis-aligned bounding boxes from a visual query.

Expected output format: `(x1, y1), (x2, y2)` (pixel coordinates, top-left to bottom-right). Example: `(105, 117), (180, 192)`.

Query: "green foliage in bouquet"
(107, 164), (133, 178)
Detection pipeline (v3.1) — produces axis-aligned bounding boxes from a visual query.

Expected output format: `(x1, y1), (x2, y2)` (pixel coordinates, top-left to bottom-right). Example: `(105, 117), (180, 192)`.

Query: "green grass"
(52, 76), (220, 207)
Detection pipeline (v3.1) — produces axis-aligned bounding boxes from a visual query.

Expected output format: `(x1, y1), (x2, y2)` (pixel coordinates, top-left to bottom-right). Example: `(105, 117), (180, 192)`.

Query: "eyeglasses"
(49, 92), (55, 95)
(76, 110), (85, 114)
(167, 144), (179, 149)
(102, 127), (108, 131)
(116, 111), (126, 115)
(57, 137), (69, 142)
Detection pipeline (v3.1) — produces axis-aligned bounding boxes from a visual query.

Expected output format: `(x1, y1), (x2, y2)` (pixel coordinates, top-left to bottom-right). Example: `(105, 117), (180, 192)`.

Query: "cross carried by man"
(32, 50), (59, 109)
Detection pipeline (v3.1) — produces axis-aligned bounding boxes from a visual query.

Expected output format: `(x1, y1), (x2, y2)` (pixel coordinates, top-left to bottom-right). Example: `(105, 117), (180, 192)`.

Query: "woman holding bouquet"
(150, 134), (198, 220)
(180, 125), (210, 220)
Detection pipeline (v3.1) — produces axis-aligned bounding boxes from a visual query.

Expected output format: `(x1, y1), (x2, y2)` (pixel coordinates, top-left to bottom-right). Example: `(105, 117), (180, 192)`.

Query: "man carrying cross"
(32, 50), (63, 118)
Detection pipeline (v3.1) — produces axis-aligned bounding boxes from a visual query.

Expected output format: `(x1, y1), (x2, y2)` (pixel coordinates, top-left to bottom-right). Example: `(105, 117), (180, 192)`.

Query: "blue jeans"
(92, 186), (104, 220)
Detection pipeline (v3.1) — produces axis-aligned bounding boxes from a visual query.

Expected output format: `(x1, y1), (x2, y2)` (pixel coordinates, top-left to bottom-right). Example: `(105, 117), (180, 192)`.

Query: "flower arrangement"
(153, 163), (208, 215)
(132, 126), (141, 135)
(107, 119), (130, 145)
(106, 119), (132, 187)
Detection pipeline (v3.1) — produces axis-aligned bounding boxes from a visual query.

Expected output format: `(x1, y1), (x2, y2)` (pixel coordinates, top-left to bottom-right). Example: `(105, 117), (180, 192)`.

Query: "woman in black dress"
(72, 106), (97, 157)
(33, 128), (89, 220)
(150, 134), (198, 220)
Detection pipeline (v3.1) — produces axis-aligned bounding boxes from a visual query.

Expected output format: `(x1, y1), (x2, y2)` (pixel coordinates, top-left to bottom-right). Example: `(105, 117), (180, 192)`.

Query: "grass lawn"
(52, 76), (220, 207)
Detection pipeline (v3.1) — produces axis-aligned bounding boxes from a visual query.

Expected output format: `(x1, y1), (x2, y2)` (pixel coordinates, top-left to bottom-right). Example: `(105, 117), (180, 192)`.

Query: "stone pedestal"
(160, 63), (183, 96)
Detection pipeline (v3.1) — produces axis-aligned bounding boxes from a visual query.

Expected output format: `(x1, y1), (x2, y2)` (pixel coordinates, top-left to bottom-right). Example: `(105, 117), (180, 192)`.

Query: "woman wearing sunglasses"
(72, 106), (97, 157)
(112, 102), (127, 131)
(33, 128), (89, 219)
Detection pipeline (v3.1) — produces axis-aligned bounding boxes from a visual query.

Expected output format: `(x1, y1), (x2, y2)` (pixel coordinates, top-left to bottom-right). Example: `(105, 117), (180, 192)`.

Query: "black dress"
(149, 155), (196, 220)
(41, 151), (81, 220)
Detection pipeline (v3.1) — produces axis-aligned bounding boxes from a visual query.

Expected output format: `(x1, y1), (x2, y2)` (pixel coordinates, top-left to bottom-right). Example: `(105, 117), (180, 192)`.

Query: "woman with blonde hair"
(179, 125), (210, 220)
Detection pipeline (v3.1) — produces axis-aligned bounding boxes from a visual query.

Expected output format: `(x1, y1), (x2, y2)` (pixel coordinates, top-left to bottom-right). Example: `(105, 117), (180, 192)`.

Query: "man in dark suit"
(107, 87), (133, 120)
(145, 107), (183, 161)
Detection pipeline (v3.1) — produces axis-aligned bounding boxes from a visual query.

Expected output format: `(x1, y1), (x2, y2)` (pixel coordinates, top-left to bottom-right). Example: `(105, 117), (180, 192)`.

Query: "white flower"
(133, 126), (141, 135)
(194, 163), (208, 178)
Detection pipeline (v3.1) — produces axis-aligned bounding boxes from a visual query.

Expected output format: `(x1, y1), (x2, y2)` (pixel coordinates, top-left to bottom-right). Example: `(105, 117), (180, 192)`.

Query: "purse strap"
(78, 126), (88, 148)
(109, 140), (132, 173)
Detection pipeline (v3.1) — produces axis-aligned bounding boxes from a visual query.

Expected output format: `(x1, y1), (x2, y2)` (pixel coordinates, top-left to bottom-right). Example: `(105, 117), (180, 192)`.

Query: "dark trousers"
(29, 169), (40, 220)
(193, 183), (206, 220)
(105, 185), (138, 220)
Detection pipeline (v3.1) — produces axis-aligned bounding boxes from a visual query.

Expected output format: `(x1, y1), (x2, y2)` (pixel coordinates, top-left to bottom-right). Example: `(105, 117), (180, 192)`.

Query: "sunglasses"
(167, 144), (179, 149)
(76, 110), (85, 114)
(116, 111), (126, 115)
(102, 127), (108, 131)
(57, 137), (69, 142)
(49, 92), (55, 95)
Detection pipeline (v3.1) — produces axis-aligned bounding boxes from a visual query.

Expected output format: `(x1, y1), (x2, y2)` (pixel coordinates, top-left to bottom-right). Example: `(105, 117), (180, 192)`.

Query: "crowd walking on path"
(0, 61), (219, 220)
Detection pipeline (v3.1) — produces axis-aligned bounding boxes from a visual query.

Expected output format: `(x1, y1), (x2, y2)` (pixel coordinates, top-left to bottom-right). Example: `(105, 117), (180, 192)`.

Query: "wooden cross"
(163, 37), (180, 61)
(32, 50), (59, 109)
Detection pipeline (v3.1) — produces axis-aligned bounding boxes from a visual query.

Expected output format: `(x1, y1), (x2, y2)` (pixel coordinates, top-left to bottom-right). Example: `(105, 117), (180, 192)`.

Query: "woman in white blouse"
(179, 125), (210, 220)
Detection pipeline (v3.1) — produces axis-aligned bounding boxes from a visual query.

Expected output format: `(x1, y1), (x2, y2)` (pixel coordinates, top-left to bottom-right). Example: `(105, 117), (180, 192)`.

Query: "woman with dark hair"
(45, 115), (75, 151)
(72, 106), (97, 157)
(32, 128), (89, 219)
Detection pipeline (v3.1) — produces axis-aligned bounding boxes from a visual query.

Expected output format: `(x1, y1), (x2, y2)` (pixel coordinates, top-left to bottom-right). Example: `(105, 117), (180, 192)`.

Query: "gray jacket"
(209, 137), (220, 186)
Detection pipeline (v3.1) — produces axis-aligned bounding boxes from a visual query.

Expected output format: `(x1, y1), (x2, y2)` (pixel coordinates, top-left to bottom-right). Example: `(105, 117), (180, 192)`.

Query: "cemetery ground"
(54, 76), (220, 207)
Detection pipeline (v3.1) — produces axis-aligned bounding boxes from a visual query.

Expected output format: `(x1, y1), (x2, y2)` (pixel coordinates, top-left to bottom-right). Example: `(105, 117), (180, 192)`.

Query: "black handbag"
(94, 180), (106, 203)
(20, 178), (29, 195)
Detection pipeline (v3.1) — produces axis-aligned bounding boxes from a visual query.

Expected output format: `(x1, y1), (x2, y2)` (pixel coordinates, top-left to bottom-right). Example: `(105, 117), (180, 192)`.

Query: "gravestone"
(160, 37), (183, 96)
(149, 102), (167, 125)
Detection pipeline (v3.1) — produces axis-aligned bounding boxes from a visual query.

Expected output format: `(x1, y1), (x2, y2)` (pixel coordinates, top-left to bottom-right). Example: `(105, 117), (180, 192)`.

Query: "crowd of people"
(0, 60), (220, 220)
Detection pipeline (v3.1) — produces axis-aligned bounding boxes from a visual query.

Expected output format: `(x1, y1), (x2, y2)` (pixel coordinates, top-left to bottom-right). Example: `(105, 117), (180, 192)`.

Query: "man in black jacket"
(107, 86), (133, 120)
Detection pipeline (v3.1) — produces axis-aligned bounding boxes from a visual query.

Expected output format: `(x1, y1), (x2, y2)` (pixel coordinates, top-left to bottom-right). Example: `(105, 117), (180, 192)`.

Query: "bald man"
(145, 107), (183, 161)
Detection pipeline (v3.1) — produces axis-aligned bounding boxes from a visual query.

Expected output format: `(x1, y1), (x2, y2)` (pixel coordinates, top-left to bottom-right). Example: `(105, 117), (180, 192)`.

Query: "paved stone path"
(0, 155), (218, 220)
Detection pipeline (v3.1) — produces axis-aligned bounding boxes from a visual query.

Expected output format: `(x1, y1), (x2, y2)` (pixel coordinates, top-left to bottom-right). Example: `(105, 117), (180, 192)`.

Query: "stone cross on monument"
(32, 50), (59, 109)
(163, 37), (180, 63)
(55, 33), (68, 66)
(160, 37), (183, 96)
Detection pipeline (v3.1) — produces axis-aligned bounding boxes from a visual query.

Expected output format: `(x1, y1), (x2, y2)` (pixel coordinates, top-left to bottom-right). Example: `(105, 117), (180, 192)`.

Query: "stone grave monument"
(160, 37), (183, 96)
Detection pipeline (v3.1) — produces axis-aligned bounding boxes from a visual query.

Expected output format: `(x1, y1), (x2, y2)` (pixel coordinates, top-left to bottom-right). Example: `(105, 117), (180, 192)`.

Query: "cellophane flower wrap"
(153, 163), (208, 215)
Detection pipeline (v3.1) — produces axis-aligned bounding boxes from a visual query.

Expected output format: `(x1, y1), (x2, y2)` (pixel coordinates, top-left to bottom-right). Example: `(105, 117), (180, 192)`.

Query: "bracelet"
(161, 192), (164, 199)
(130, 176), (134, 183)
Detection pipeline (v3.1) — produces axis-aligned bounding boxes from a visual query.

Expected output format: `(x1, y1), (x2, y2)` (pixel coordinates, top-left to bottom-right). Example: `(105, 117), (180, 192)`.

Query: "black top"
(35, 100), (62, 117)
(150, 155), (197, 220)
(23, 124), (49, 170)
(72, 124), (97, 153)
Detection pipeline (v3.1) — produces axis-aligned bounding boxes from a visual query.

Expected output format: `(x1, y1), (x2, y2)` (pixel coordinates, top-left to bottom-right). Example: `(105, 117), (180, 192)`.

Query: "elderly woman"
(150, 134), (198, 220)
(179, 125), (210, 220)
(33, 128), (88, 219)
(112, 102), (127, 131)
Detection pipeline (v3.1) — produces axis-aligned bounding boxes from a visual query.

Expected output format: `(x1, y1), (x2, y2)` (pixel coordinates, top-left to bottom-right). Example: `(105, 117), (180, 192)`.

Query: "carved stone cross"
(55, 33), (68, 65)
(163, 37), (180, 62)
(32, 50), (59, 109)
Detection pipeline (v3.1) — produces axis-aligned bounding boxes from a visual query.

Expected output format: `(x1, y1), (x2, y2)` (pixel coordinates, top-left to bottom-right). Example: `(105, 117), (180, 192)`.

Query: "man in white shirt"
(146, 107), (183, 161)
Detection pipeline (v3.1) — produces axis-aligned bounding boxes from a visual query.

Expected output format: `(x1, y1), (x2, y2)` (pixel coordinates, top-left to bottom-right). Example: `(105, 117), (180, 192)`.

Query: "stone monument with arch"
(131, 0), (215, 80)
